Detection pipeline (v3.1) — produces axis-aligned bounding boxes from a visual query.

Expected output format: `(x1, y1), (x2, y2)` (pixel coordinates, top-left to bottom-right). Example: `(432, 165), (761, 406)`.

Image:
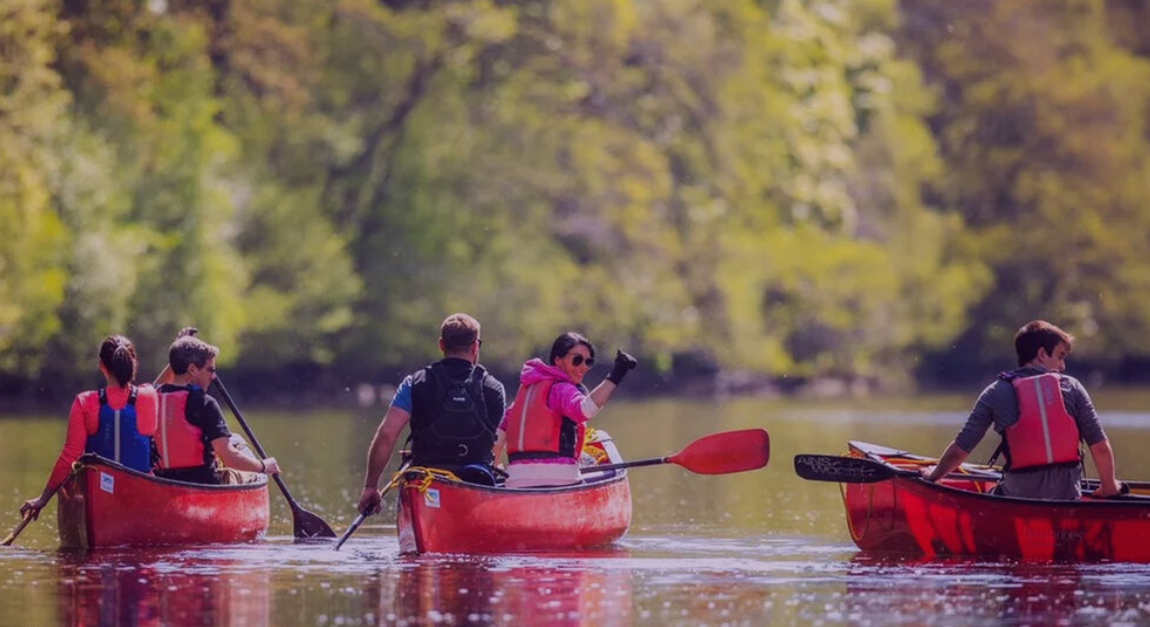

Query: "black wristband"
(259, 459), (267, 473)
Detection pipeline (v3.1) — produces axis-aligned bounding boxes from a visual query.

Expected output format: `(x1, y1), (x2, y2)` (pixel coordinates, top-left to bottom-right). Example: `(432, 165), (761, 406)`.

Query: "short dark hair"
(169, 336), (220, 374)
(549, 332), (595, 366)
(99, 335), (137, 387)
(1015, 320), (1074, 367)
(440, 313), (480, 353)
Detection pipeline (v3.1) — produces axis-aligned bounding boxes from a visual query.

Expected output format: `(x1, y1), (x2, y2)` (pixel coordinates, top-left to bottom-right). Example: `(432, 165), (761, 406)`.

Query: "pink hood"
(518, 358), (573, 387)
(499, 358), (592, 431)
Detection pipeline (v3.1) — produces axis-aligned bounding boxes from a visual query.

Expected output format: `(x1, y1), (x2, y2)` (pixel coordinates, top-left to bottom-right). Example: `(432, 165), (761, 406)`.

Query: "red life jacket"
(156, 385), (207, 470)
(506, 380), (578, 460)
(1006, 373), (1080, 470)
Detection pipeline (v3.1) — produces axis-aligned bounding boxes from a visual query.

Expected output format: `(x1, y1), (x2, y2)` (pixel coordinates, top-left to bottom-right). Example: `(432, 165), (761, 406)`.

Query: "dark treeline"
(3, 0), (1150, 401)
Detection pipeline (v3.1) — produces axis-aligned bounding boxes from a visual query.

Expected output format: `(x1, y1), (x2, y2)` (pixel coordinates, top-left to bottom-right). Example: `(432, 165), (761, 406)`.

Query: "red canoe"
(396, 469), (631, 554)
(57, 454), (270, 549)
(839, 441), (1150, 562)
(396, 432), (632, 554)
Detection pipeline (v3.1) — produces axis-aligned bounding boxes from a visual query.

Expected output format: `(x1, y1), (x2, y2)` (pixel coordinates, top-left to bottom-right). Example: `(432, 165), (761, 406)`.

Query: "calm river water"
(5, 391), (1150, 626)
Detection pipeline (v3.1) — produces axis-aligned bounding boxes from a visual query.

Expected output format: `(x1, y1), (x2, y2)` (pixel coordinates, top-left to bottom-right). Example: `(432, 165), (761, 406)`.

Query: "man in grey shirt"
(922, 320), (1122, 500)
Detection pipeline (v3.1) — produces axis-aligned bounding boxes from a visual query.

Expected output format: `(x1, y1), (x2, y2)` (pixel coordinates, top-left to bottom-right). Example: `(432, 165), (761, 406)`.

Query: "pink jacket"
(499, 358), (592, 432)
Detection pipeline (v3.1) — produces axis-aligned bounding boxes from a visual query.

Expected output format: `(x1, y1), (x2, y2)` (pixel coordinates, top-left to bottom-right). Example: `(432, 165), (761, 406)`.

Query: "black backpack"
(409, 363), (496, 465)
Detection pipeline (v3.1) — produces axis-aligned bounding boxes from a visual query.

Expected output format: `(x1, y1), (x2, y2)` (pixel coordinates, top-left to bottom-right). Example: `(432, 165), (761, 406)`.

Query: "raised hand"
(606, 349), (638, 384)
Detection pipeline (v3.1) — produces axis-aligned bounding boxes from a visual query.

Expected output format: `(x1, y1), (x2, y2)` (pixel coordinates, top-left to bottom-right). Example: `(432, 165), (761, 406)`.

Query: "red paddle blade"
(666, 428), (770, 474)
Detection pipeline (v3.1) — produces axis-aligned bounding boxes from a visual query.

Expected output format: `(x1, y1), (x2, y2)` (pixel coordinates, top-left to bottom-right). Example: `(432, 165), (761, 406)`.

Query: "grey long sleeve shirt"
(954, 366), (1107, 454)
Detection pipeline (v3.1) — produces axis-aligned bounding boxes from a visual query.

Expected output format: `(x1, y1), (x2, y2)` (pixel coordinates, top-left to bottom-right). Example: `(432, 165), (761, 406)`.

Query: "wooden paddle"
(1, 512), (36, 547)
(2, 466), (76, 547)
(212, 377), (336, 540)
(581, 428), (770, 475)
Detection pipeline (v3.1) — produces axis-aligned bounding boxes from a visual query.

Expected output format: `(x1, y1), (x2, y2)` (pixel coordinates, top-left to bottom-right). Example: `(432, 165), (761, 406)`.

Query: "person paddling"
(153, 328), (279, 484)
(494, 332), (637, 488)
(19, 335), (159, 521)
(922, 320), (1122, 499)
(357, 313), (507, 516)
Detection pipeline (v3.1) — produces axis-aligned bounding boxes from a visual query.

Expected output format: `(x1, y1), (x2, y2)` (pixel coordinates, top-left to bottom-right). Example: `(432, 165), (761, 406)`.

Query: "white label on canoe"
(100, 472), (115, 494)
(424, 488), (440, 508)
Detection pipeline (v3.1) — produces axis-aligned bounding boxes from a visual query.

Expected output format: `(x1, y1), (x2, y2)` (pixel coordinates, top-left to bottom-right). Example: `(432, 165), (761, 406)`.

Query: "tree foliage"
(3, 0), (1147, 394)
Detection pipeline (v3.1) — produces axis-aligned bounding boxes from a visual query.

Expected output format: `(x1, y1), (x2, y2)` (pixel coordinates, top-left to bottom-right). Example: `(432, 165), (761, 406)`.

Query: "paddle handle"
(580, 456), (667, 474)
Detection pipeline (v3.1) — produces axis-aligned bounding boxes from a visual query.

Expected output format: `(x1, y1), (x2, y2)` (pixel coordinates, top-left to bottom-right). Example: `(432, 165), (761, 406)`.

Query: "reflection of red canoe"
(396, 469), (632, 554)
(57, 455), (270, 549)
(841, 441), (1150, 562)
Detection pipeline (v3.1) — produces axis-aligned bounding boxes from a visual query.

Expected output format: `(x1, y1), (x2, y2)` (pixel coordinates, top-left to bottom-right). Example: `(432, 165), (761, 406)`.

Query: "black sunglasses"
(571, 354), (595, 367)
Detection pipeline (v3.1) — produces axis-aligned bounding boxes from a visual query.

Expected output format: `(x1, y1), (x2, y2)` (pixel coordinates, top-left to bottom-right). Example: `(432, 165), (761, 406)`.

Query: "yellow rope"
(393, 466), (463, 493)
(581, 427), (609, 463)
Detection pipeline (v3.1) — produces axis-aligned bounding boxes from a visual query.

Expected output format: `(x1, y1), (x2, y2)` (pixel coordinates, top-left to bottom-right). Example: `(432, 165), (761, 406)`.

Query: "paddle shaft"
(580, 456), (667, 473)
(211, 378), (301, 509)
(333, 513), (367, 551)
(2, 467), (74, 547)
(1, 512), (35, 547)
(333, 462), (410, 551)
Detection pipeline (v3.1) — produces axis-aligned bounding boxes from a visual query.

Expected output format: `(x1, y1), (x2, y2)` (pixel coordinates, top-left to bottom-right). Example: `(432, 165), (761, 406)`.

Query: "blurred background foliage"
(2, 0), (1149, 399)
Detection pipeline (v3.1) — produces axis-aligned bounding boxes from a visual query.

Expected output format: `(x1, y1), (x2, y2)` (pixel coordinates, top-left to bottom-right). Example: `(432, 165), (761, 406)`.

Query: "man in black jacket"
(357, 313), (505, 514)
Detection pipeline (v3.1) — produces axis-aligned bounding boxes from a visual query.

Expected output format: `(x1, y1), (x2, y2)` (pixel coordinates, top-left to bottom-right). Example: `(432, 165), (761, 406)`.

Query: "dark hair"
(549, 332), (595, 366)
(169, 336), (220, 374)
(1015, 320), (1074, 366)
(99, 335), (137, 387)
(440, 313), (481, 353)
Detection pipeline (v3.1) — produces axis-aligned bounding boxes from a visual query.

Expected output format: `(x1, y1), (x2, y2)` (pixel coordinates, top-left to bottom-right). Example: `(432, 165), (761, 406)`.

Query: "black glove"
(605, 350), (638, 385)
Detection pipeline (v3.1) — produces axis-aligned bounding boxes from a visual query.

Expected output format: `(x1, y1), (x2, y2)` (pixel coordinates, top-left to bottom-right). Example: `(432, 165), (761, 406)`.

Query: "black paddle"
(793, 453), (975, 484)
(333, 461), (411, 551)
(212, 377), (336, 540)
(794, 454), (1139, 498)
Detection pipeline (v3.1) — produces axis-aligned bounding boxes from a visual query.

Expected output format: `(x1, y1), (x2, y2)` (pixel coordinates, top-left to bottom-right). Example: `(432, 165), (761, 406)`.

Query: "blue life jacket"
(85, 386), (153, 472)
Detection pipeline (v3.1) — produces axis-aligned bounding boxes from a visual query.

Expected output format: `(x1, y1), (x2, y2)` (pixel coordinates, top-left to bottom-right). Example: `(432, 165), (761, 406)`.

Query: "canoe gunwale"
(74, 453), (269, 492)
(400, 467), (628, 495)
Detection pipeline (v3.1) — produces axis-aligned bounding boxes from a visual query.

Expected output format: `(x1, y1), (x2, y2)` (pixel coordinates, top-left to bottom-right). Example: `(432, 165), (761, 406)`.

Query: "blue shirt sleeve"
(390, 376), (414, 413)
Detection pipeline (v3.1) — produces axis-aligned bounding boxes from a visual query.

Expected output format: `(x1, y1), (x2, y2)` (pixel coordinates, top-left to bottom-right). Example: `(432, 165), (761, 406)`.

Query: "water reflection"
(56, 550), (270, 627)
(844, 554), (1150, 626)
(366, 556), (633, 627)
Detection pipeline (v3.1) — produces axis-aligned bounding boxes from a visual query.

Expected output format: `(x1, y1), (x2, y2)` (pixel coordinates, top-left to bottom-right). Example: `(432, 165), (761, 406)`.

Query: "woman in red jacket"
(18, 334), (158, 521)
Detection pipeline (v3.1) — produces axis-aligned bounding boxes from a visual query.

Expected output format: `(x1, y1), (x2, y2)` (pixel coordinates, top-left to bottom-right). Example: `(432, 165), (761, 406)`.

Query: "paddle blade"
(293, 506), (337, 540)
(666, 428), (770, 474)
(793, 454), (905, 483)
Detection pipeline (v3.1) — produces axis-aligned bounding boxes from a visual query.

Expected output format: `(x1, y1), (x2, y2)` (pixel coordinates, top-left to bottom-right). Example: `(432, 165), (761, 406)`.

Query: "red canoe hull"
(396, 472), (632, 554)
(841, 441), (1150, 562)
(58, 456), (270, 549)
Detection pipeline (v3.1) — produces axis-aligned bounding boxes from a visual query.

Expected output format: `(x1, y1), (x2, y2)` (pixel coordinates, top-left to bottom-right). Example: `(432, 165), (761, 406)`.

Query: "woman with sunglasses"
(19, 334), (160, 522)
(497, 332), (637, 488)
